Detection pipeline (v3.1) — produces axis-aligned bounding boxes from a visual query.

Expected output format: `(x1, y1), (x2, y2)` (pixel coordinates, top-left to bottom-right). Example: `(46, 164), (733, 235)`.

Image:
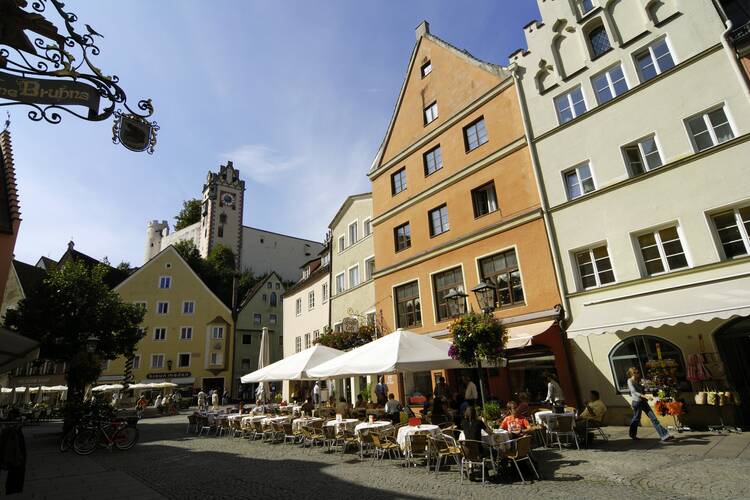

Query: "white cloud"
(221, 144), (305, 185)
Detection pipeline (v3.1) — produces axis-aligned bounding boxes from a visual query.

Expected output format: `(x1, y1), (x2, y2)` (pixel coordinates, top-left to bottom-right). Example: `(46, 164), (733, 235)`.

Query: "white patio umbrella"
(307, 329), (461, 378)
(256, 327), (271, 402)
(92, 384), (124, 392)
(0, 328), (39, 374)
(241, 344), (343, 383)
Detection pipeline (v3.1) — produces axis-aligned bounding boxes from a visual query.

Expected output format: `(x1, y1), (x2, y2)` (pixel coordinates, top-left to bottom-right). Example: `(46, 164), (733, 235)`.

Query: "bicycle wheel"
(113, 426), (139, 450)
(73, 429), (98, 455)
(60, 429), (76, 452)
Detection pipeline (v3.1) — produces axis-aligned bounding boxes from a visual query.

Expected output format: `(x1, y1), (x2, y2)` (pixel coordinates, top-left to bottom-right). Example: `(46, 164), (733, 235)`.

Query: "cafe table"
(292, 416), (323, 432)
(354, 420), (392, 436)
(458, 428), (510, 451)
(325, 418), (360, 433)
(396, 424), (440, 451)
(534, 410), (577, 425)
(242, 414), (269, 425)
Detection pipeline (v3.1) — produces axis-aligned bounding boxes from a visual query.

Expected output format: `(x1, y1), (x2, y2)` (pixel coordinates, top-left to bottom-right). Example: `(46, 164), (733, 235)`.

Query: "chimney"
(415, 20), (430, 40)
(67, 240), (75, 251)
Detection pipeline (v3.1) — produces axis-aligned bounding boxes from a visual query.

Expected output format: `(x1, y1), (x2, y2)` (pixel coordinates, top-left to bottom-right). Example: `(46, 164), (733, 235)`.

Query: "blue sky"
(8, 0), (540, 267)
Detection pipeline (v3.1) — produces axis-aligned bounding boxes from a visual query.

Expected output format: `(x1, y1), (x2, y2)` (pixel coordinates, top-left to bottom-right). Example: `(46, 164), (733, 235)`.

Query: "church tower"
(199, 161), (245, 268)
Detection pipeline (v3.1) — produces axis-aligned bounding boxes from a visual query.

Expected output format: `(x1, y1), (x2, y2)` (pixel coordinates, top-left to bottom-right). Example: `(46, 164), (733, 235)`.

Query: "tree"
(4, 261), (145, 426)
(116, 261), (132, 272)
(174, 198), (202, 231)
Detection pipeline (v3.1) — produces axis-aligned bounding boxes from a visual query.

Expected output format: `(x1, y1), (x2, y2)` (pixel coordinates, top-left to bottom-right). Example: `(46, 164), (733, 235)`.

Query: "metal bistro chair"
(197, 415), (214, 436)
(584, 411), (609, 446)
(358, 429), (375, 459)
(270, 421), (286, 442)
(186, 414), (198, 434)
(251, 421), (265, 441)
(548, 415), (579, 450)
(500, 435), (539, 484)
(322, 424), (338, 451)
(459, 439), (495, 485)
(217, 418), (231, 437)
(336, 427), (359, 454)
(429, 433), (461, 474)
(370, 432), (401, 462)
(283, 422), (297, 444)
(405, 432), (431, 469)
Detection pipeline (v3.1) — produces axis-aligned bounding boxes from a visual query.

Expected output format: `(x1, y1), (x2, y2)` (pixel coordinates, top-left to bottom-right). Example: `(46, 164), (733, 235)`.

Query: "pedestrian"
(136, 394), (148, 419)
(222, 390), (229, 405)
(627, 367), (672, 441)
(154, 394), (163, 415)
(211, 390), (219, 410)
(375, 377), (388, 406)
(173, 390), (182, 410)
(312, 381), (321, 405)
(197, 388), (207, 411)
(543, 373), (565, 404)
(433, 376), (449, 401)
(463, 375), (478, 408)
(255, 384), (265, 404)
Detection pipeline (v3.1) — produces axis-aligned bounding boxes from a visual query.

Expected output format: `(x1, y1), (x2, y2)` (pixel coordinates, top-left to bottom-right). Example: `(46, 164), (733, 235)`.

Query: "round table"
(292, 416), (322, 432)
(396, 424), (440, 450)
(458, 428), (510, 450)
(262, 415), (290, 425)
(534, 410), (577, 425)
(242, 415), (269, 424)
(325, 418), (360, 432)
(354, 420), (392, 436)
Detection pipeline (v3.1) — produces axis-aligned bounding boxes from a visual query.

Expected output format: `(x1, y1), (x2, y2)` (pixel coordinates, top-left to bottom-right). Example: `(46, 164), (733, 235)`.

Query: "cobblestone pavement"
(13, 414), (750, 499)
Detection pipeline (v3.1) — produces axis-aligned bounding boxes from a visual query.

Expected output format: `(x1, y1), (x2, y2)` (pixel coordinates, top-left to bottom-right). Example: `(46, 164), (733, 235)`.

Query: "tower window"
(219, 213), (227, 223)
(421, 61), (432, 77)
(218, 225), (224, 237)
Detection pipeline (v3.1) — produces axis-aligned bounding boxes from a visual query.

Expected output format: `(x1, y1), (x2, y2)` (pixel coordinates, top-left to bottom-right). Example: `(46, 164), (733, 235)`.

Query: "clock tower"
(200, 161), (245, 268)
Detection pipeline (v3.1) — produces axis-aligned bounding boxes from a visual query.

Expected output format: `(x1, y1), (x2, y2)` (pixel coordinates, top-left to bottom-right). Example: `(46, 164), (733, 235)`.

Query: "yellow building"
(100, 245), (233, 396)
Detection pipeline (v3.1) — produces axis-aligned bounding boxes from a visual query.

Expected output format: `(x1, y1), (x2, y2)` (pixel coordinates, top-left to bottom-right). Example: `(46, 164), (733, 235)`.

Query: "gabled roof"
(328, 192), (372, 231)
(35, 256), (57, 271)
(282, 264), (329, 298)
(12, 260), (46, 297)
(56, 242), (129, 289)
(368, 25), (509, 177)
(238, 271), (283, 310)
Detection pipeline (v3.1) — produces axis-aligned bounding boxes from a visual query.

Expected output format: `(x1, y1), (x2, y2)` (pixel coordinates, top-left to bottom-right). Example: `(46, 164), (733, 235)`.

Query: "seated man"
(499, 401), (530, 434)
(575, 390), (607, 435)
(335, 397), (350, 417)
(384, 393), (402, 424)
(300, 397), (315, 415)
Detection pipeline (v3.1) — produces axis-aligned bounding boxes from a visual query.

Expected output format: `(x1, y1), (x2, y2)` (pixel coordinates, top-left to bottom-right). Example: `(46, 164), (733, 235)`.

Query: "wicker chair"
(336, 428), (358, 454)
(301, 425), (325, 447)
(370, 433), (400, 461)
(270, 421), (285, 442)
(459, 439), (495, 485)
(186, 414), (198, 434)
(429, 434), (461, 474)
(197, 415), (214, 436)
(283, 422), (297, 444)
(500, 435), (539, 484)
(322, 425), (338, 451)
(252, 421), (265, 441)
(405, 433), (431, 469)
(217, 418), (231, 437)
(358, 429), (375, 459)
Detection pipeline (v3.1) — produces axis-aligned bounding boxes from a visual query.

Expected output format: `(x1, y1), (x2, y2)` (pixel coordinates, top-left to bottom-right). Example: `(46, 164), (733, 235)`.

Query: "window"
(159, 276), (171, 289)
(588, 26), (611, 58)
(423, 145), (443, 176)
(322, 283), (328, 303)
(275, 283), (280, 290)
(686, 106), (734, 152)
(269, 313), (278, 325)
(335, 273), (345, 294)
(134, 301), (147, 312)
(270, 292), (277, 307)
(154, 327), (166, 341)
(464, 117), (488, 152)
(395, 281), (421, 328)
(267, 282), (272, 289)
(365, 257), (375, 281)
(349, 265), (360, 288)
(433, 267), (466, 322)
(182, 301), (195, 314)
(180, 326), (192, 340)
(241, 358), (251, 371)
(334, 323), (343, 333)
(338, 235), (345, 253)
(711, 206), (750, 259)
(391, 167), (407, 195)
(428, 204), (450, 237)
(304, 333), (311, 349)
(242, 333), (252, 345)
(262, 294), (267, 303)
(211, 326), (224, 340)
(424, 101), (438, 124)
(295, 298), (302, 315)
(479, 249), (524, 306)
(349, 221), (358, 245)
(623, 136), (662, 176)
(178, 353), (190, 368)
(217, 225), (224, 237)
(591, 65), (627, 104)
(564, 163), (595, 200)
(132, 355), (140, 370)
(313, 330), (320, 341)
(156, 301), (168, 315)
(363, 219), (372, 237)
(637, 226), (688, 275)
(471, 182), (498, 218)
(575, 246), (615, 289)
(308, 291), (315, 309)
(576, 0), (594, 16)
(421, 60), (432, 77)
(253, 313), (262, 326)
(394, 222), (411, 252)
(366, 312), (376, 326)
(554, 87), (586, 124)
(151, 354), (164, 369)
(210, 352), (223, 365)
(609, 336), (686, 392)
(635, 39), (675, 82)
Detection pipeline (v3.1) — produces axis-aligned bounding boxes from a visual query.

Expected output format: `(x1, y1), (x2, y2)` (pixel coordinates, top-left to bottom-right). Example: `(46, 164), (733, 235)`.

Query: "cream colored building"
(512, 0), (750, 425)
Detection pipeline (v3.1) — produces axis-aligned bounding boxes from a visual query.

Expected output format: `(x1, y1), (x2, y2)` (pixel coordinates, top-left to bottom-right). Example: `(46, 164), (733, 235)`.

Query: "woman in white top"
(544, 374), (564, 403)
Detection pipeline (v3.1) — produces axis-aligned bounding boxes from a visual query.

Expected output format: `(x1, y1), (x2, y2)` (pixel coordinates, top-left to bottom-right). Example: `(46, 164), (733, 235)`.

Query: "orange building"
(369, 22), (576, 406)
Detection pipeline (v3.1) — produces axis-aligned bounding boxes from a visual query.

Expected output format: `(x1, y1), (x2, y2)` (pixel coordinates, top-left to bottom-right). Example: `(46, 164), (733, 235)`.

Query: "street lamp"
(86, 335), (100, 354)
(471, 279), (498, 314)
(444, 288), (468, 318)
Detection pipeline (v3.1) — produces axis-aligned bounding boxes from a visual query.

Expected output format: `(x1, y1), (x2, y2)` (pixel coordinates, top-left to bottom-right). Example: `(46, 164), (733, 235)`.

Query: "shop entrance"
(715, 317), (750, 427)
(202, 377), (225, 396)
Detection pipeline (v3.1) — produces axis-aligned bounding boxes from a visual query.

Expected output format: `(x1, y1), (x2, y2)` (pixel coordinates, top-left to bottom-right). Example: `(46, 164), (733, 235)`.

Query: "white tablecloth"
(324, 418), (360, 432)
(292, 417), (323, 432)
(458, 428), (510, 450)
(354, 421), (392, 435)
(262, 415), (290, 425)
(242, 415), (269, 424)
(534, 410), (576, 425)
(396, 424), (440, 450)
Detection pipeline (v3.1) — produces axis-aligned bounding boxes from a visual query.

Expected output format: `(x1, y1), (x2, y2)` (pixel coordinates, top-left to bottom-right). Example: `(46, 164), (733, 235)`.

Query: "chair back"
(460, 440), (482, 462)
(323, 425), (336, 440)
(408, 433), (428, 454)
(253, 421), (264, 433)
(311, 419), (324, 430)
(515, 435), (532, 458)
(370, 433), (383, 448)
(188, 415), (196, 425)
(429, 435), (448, 454)
(283, 423), (293, 434)
(359, 430), (374, 446)
(555, 415), (575, 432)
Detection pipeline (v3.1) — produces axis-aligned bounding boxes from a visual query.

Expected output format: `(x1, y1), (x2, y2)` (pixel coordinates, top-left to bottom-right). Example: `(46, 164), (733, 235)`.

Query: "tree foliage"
(314, 324), (375, 351)
(447, 312), (507, 367)
(174, 198), (202, 231)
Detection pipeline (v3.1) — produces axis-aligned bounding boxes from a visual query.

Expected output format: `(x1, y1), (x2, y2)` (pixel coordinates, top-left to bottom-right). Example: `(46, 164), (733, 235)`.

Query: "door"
(714, 317), (750, 427)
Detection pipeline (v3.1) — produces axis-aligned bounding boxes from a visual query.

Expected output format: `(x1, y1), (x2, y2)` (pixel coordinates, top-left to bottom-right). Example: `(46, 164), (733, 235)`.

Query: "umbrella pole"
(476, 360), (486, 409)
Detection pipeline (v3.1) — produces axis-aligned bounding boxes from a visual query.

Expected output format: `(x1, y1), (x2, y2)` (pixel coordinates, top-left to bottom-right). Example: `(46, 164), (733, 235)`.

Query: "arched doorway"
(714, 317), (750, 427)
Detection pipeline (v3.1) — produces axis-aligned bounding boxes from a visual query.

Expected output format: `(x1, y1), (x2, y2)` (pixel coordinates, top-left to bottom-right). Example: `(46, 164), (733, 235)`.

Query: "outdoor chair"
(429, 434), (461, 474)
(270, 422), (285, 442)
(405, 433), (431, 469)
(358, 430), (375, 459)
(186, 414), (197, 434)
(323, 425), (338, 451)
(261, 422), (275, 441)
(459, 439), (495, 485)
(197, 415), (215, 436)
(500, 435), (539, 484)
(282, 422), (297, 444)
(370, 433), (400, 462)
(252, 421), (265, 441)
(301, 425), (325, 447)
(336, 428), (358, 454)
(548, 415), (579, 450)
(230, 418), (243, 438)
(584, 411), (609, 446)
(217, 418), (231, 437)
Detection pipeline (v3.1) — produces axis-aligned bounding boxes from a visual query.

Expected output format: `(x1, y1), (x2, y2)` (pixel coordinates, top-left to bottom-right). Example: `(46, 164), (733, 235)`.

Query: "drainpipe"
(230, 272), (240, 399)
(712, 0), (750, 101)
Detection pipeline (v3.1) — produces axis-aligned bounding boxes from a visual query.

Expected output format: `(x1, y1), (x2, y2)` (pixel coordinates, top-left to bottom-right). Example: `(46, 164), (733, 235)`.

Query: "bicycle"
(73, 418), (139, 455)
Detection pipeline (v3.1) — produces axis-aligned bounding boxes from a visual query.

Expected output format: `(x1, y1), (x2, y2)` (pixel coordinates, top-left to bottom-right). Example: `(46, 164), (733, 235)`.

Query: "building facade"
(512, 0), (750, 425)
(145, 162), (323, 282)
(369, 22), (572, 405)
(102, 246), (234, 396)
(233, 272), (285, 398)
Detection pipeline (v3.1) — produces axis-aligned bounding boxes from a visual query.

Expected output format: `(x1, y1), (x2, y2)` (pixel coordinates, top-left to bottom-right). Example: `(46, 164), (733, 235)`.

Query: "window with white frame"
(424, 101), (438, 124)
(478, 249), (524, 306)
(338, 235), (345, 253)
(391, 167), (407, 195)
(153, 327), (166, 341)
(563, 162), (595, 200)
(151, 354), (164, 369)
(334, 323), (343, 333)
(182, 300), (195, 314)
(637, 226), (689, 276)
(295, 298), (302, 315)
(211, 326), (224, 340)
(253, 313), (262, 325)
(623, 135), (663, 176)
(365, 257), (375, 281)
(134, 301), (147, 312)
(308, 290), (315, 309)
(349, 265), (360, 288)
(363, 219), (371, 237)
(335, 273), (346, 294)
(421, 60), (432, 77)
(180, 326), (192, 340)
(463, 117), (488, 152)
(635, 38), (675, 82)
(575, 245), (615, 289)
(349, 221), (358, 246)
(591, 64), (628, 104)
(159, 276), (171, 289)
(428, 204), (450, 237)
(156, 301), (169, 315)
(322, 283), (328, 303)
(554, 87), (586, 124)
(269, 313), (278, 325)
(210, 352), (223, 365)
(711, 205), (750, 259)
(423, 145), (443, 176)
(313, 330), (320, 342)
(304, 333), (311, 349)
(132, 355), (140, 370)
(178, 353), (190, 368)
(471, 182), (498, 218)
(686, 106), (734, 152)
(394, 281), (421, 328)
(295, 336), (302, 353)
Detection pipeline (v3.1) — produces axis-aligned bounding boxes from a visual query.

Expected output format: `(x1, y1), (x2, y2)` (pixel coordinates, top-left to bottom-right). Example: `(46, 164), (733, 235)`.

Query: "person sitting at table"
(300, 397), (315, 415)
(384, 393), (402, 424)
(355, 394), (366, 409)
(499, 402), (530, 434)
(575, 390), (607, 435)
(336, 397), (350, 417)
(427, 397), (448, 426)
(516, 392), (530, 417)
(462, 406), (490, 459)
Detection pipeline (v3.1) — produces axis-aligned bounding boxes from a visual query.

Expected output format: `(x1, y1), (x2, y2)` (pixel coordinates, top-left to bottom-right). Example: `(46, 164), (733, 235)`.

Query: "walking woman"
(627, 367), (672, 441)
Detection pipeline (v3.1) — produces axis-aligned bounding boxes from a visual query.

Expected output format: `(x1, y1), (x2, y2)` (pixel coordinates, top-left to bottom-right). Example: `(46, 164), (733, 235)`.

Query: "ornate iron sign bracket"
(0, 0), (158, 152)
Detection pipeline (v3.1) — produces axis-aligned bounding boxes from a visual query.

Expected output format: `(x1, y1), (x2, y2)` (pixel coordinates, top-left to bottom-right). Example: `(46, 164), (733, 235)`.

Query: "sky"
(7, 0), (540, 267)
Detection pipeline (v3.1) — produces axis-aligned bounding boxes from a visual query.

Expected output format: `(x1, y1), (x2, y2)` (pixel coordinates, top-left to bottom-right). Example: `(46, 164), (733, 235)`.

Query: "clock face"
(222, 193), (235, 206)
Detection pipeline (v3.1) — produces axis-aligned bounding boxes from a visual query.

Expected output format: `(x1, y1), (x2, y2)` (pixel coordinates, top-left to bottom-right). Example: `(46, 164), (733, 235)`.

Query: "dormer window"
(421, 61), (432, 78)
